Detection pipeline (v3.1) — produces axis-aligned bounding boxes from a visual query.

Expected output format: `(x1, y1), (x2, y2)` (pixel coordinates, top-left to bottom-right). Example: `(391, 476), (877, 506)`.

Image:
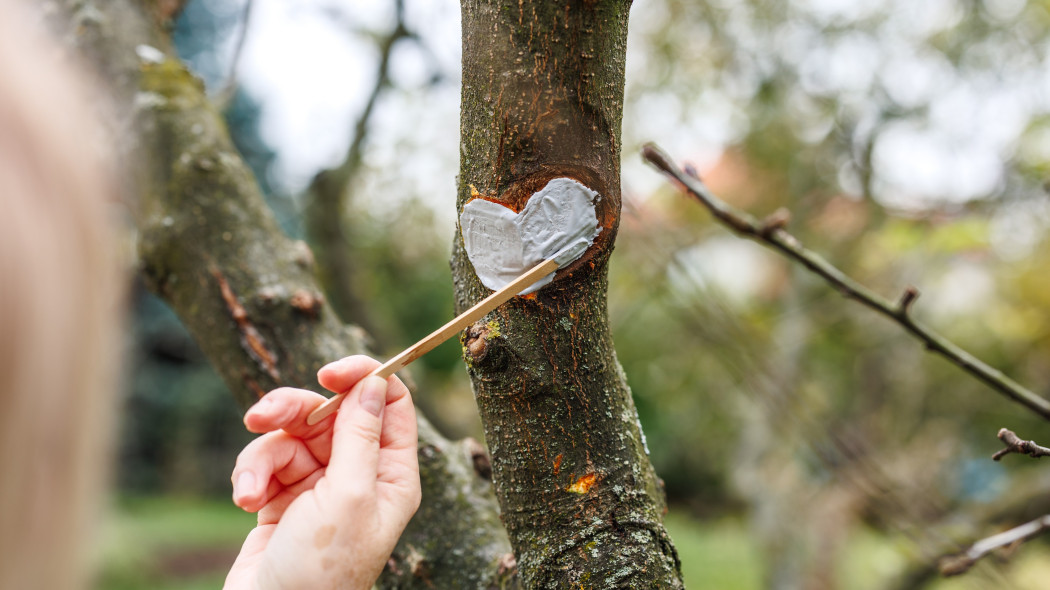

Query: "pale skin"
(224, 356), (421, 590)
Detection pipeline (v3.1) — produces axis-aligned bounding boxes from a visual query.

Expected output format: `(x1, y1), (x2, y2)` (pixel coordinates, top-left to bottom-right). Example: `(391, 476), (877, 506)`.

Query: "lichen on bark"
(454, 1), (683, 587)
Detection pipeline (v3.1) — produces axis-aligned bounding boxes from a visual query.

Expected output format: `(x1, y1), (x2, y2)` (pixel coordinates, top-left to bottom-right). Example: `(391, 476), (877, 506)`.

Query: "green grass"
(98, 499), (760, 589)
(95, 496), (1050, 589)
(664, 511), (762, 590)
(664, 509), (1050, 590)
(95, 496), (255, 590)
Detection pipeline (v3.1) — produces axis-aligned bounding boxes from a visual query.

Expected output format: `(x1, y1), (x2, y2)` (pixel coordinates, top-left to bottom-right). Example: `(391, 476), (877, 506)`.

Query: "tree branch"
(934, 429), (1050, 575)
(993, 428), (1050, 461)
(53, 1), (516, 586)
(938, 514), (1050, 576)
(214, 0), (253, 110)
(641, 142), (1050, 421)
(304, 0), (413, 337)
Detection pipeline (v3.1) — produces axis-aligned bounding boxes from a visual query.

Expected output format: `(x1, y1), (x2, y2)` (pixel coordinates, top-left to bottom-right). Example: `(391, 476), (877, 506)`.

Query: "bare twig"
(938, 514), (1050, 576)
(641, 142), (1050, 421)
(993, 428), (1050, 461)
(214, 0), (254, 110)
(896, 286), (920, 316)
(304, 0), (413, 339)
(327, 0), (413, 190)
(156, 0), (192, 25)
(935, 429), (1050, 576)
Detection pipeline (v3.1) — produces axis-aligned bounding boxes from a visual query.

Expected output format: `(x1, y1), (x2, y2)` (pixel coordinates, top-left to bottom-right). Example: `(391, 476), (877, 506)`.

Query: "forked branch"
(935, 429), (1050, 575)
(938, 514), (1050, 576)
(641, 142), (1050, 421)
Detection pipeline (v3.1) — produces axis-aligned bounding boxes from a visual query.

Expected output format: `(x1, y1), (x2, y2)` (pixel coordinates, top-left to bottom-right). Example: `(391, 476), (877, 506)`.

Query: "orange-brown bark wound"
(290, 288), (324, 317)
(245, 376), (267, 400)
(497, 168), (617, 279)
(566, 473), (597, 494)
(466, 183), (520, 212)
(462, 171), (614, 291)
(553, 454), (563, 475)
(211, 266), (281, 382)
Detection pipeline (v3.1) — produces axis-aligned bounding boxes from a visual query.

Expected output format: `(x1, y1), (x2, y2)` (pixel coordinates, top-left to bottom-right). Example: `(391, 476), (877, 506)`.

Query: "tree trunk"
(52, 1), (516, 587)
(453, 1), (684, 587)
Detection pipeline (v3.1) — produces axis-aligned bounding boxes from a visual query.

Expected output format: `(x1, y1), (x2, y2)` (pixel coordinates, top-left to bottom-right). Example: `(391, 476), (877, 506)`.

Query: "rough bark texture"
(52, 1), (517, 587)
(453, 1), (684, 587)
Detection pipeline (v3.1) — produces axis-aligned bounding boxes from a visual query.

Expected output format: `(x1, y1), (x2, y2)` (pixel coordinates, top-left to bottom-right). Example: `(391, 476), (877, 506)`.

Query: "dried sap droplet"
(567, 472), (597, 494)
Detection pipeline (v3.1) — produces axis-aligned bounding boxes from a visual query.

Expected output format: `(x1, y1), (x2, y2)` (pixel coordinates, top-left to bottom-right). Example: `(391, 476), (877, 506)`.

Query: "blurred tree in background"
(614, 1), (1050, 587)
(108, 0), (1050, 587)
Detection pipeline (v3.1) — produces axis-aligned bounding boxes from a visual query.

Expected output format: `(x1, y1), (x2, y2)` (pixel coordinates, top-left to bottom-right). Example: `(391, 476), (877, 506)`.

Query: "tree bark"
(52, 1), (516, 587)
(453, 1), (684, 587)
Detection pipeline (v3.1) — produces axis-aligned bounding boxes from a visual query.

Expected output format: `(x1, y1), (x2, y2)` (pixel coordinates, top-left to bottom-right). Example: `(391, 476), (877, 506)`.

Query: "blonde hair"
(0, 2), (123, 589)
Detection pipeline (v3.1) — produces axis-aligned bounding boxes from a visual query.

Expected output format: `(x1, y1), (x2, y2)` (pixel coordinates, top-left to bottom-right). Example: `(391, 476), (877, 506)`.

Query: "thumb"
(326, 376), (388, 491)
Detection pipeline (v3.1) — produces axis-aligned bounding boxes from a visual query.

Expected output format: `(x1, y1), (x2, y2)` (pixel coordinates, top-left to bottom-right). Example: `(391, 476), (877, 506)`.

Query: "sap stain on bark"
(210, 265), (280, 382)
(566, 472), (597, 495)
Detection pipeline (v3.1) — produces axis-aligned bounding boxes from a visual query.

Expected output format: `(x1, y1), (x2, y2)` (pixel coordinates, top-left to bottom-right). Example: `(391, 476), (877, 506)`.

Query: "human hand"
(224, 356), (420, 590)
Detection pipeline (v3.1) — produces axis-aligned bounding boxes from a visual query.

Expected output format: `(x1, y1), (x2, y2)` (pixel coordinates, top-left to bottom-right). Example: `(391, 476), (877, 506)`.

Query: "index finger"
(308, 355), (401, 425)
(248, 355), (385, 437)
(243, 387), (335, 463)
(319, 355), (412, 411)
(317, 355), (384, 393)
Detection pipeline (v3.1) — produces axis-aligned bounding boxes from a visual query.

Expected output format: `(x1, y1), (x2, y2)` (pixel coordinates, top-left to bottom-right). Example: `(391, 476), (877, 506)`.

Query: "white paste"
(135, 44), (165, 64)
(460, 177), (602, 294)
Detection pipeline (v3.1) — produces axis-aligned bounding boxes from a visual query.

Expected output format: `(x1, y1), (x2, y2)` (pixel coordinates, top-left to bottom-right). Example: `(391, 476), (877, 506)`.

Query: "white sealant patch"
(135, 44), (165, 64)
(460, 177), (602, 294)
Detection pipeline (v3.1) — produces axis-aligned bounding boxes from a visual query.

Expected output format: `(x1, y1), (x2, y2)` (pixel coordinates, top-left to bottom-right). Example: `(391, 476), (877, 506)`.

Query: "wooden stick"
(306, 257), (560, 425)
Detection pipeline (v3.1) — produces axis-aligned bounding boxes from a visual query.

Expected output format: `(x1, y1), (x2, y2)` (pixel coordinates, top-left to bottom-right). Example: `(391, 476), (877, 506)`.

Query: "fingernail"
(358, 376), (387, 417)
(244, 397), (273, 426)
(318, 360), (338, 375)
(236, 471), (257, 499)
(251, 396), (273, 413)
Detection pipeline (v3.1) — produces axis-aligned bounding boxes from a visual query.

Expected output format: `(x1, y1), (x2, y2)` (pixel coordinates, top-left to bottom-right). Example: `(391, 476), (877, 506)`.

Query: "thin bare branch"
(214, 0), (254, 110)
(304, 0), (413, 338)
(155, 0), (191, 26)
(993, 428), (1050, 461)
(938, 514), (1050, 576)
(320, 0), (413, 193)
(641, 142), (1050, 421)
